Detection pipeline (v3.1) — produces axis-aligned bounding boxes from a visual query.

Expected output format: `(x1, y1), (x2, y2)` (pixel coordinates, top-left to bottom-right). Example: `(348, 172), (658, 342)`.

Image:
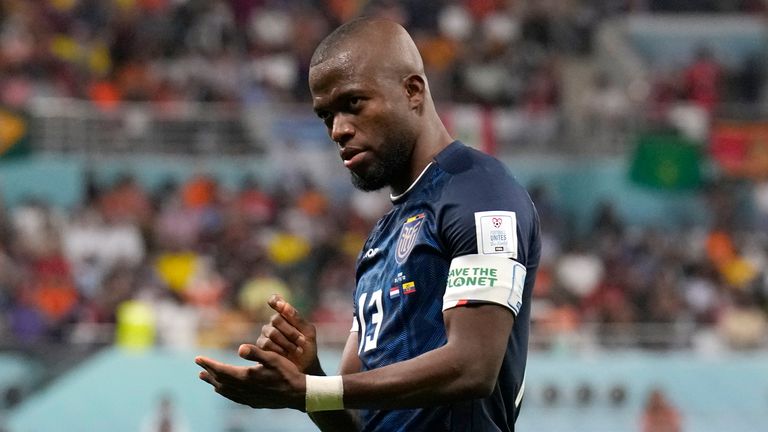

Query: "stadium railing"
(26, 97), (263, 156)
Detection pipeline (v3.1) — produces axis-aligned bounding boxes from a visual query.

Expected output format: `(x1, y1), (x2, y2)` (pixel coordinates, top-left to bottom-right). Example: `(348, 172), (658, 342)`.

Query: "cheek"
(384, 110), (418, 142)
(361, 97), (417, 150)
(358, 108), (394, 142)
(378, 101), (415, 133)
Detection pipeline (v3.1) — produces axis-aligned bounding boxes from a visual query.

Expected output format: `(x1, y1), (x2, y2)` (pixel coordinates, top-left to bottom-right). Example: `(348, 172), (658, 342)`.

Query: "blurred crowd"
(0, 0), (764, 114)
(0, 172), (387, 350)
(0, 0), (767, 352)
(532, 181), (768, 351)
(0, 170), (766, 352)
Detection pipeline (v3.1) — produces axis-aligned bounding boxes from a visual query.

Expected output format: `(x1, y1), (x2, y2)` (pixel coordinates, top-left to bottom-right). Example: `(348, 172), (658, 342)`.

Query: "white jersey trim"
(515, 377), (525, 408)
(390, 162), (434, 202)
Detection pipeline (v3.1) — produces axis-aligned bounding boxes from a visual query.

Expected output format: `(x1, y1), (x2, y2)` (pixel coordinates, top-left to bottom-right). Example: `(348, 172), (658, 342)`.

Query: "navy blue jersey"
(351, 141), (541, 432)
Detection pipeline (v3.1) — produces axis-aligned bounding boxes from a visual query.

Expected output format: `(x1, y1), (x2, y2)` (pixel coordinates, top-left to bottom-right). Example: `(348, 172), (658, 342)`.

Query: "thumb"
(239, 344), (285, 368)
(239, 343), (260, 362)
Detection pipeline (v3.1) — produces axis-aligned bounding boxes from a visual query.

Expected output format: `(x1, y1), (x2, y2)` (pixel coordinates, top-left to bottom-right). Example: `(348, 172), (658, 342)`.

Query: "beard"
(350, 132), (413, 192)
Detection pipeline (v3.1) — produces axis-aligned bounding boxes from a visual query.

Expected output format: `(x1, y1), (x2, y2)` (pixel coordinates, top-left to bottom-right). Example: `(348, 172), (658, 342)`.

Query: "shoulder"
(435, 142), (532, 213)
(431, 143), (539, 260)
(435, 141), (506, 177)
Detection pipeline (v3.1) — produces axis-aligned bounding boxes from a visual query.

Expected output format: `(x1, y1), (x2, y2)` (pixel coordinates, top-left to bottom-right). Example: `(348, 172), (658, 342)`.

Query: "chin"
(350, 172), (388, 192)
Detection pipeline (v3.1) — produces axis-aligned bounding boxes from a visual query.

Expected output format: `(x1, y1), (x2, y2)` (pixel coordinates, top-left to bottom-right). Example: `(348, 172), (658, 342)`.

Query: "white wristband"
(305, 375), (344, 412)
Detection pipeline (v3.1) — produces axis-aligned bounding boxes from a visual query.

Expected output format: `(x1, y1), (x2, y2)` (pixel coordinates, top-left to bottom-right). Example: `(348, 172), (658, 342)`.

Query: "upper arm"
(442, 303), (515, 389)
(338, 332), (361, 375)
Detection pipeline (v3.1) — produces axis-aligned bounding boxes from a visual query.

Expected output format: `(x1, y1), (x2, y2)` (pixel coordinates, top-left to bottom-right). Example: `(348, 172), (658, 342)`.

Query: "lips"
(340, 147), (367, 169)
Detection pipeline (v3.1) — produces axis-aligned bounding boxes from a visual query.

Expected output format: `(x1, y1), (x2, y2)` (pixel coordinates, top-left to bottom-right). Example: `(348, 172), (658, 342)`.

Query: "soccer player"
(195, 17), (541, 431)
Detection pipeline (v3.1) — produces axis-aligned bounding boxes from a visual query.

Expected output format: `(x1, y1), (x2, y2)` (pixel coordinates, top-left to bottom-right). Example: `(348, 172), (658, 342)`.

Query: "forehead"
(309, 53), (385, 104)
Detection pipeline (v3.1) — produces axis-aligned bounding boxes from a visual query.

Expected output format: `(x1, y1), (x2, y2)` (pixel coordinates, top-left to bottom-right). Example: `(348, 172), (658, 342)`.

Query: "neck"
(389, 113), (453, 196)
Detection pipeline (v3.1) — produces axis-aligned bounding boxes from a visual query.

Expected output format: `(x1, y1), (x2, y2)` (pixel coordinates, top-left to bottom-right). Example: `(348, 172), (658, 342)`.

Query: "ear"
(404, 74), (426, 111)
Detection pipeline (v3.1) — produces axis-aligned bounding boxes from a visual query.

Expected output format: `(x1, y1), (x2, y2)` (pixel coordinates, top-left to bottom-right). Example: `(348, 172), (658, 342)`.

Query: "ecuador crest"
(395, 213), (425, 264)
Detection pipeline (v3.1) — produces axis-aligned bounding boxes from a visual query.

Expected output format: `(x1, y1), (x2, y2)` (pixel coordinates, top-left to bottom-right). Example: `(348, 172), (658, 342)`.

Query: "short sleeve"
(436, 154), (538, 315)
(439, 172), (534, 264)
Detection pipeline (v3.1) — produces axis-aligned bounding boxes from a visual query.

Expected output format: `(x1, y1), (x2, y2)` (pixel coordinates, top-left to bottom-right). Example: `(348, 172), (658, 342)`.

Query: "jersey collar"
(390, 141), (464, 203)
(390, 162), (434, 202)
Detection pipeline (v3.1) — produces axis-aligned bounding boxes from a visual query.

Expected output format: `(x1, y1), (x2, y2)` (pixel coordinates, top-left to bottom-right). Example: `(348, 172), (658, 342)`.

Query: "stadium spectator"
(139, 394), (190, 432)
(734, 53), (764, 105)
(556, 242), (605, 299)
(61, 204), (146, 280)
(98, 174), (152, 225)
(232, 176), (276, 225)
(682, 45), (723, 115)
(581, 72), (632, 148)
(149, 287), (200, 351)
(153, 187), (203, 250)
(718, 291), (768, 350)
(641, 388), (682, 432)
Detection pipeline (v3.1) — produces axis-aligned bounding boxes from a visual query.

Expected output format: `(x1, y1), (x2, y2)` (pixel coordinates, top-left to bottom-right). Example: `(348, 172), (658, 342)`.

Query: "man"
(196, 17), (540, 431)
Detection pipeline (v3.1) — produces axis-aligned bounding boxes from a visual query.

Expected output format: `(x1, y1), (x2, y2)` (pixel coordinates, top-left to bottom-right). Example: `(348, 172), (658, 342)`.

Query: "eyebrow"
(313, 87), (368, 114)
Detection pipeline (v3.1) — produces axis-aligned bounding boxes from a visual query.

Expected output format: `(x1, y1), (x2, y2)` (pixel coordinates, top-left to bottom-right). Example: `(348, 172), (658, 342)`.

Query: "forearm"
(341, 342), (495, 410)
(301, 344), (474, 428)
(306, 333), (362, 431)
(308, 410), (360, 432)
(306, 344), (478, 430)
(297, 308), (509, 418)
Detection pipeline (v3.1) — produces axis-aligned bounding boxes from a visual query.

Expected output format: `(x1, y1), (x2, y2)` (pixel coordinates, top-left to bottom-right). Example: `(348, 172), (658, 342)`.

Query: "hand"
(196, 344), (306, 411)
(256, 294), (321, 374)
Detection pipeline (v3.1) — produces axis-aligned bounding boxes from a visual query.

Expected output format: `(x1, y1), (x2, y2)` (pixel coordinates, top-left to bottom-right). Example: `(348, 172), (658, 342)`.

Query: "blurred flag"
(629, 133), (703, 190)
(0, 107), (31, 159)
(710, 121), (768, 180)
(441, 104), (497, 155)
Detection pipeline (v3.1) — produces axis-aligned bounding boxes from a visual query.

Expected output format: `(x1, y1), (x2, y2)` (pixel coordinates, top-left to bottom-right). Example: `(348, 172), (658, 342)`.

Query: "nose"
(331, 113), (354, 146)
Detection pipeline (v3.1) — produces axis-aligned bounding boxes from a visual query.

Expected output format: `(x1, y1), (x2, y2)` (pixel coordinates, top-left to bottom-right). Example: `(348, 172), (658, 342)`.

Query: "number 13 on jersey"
(357, 289), (383, 353)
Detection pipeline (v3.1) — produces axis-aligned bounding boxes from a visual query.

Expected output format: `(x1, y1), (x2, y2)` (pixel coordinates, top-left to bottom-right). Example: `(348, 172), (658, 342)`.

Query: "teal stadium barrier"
(5, 348), (767, 432)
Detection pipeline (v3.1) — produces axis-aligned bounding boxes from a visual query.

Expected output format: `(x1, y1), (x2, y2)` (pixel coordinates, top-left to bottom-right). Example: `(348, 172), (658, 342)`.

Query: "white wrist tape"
(305, 375), (344, 412)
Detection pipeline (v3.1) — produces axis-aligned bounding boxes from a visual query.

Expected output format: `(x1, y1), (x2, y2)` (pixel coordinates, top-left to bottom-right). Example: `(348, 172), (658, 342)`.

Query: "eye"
(316, 111), (333, 127)
(349, 96), (363, 110)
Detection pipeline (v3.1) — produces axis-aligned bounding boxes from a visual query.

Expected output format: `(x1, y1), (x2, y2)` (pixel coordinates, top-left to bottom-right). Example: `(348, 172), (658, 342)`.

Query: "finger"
(195, 356), (244, 381)
(240, 344), (284, 368)
(199, 370), (221, 389)
(268, 295), (306, 329)
(265, 320), (305, 353)
(195, 356), (217, 379)
(267, 294), (285, 312)
(255, 335), (287, 356)
(241, 342), (278, 361)
(239, 343), (265, 363)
